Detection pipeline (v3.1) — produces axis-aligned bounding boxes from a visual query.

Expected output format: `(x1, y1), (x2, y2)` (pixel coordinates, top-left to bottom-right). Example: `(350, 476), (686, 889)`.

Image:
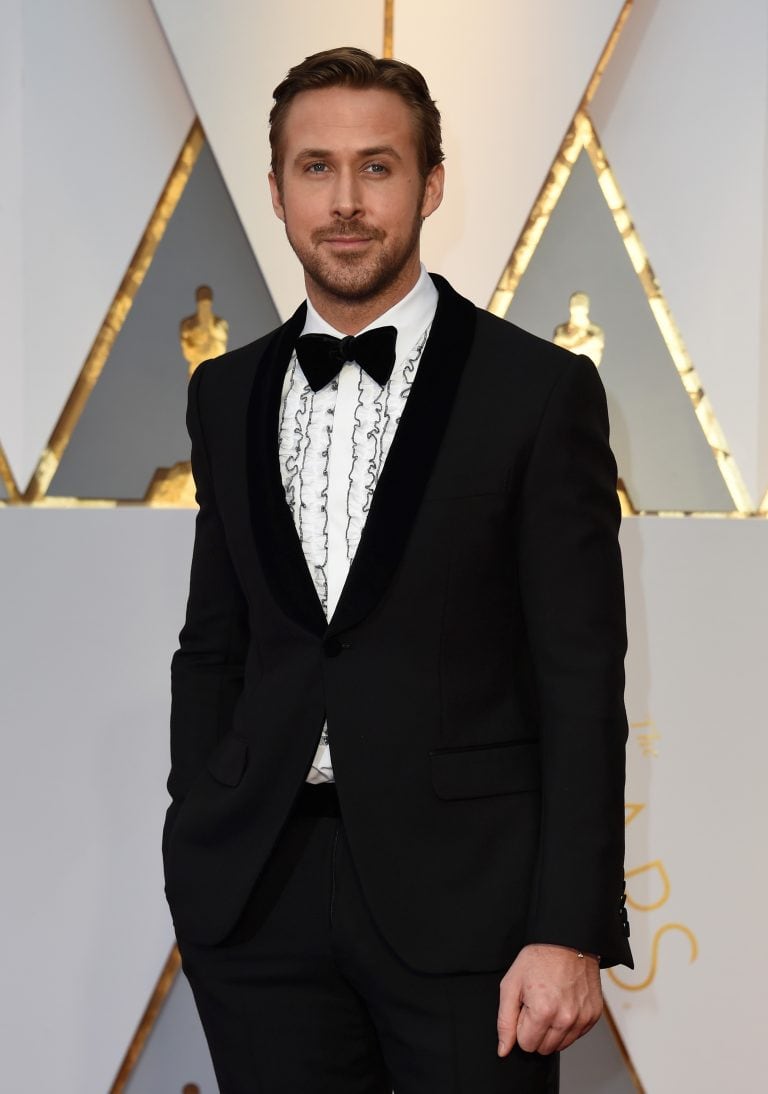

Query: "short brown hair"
(269, 47), (443, 183)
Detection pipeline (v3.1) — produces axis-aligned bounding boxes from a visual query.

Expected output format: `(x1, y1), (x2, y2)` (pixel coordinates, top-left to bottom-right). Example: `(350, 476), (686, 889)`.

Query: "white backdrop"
(606, 518), (768, 1091)
(0, 511), (192, 1093)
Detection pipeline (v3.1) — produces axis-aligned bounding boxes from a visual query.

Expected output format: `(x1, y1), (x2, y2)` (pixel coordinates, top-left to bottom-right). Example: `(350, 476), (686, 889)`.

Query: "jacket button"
(323, 636), (343, 657)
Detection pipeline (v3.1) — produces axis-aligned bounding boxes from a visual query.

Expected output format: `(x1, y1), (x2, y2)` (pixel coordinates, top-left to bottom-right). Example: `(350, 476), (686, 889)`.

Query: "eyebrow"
(359, 145), (402, 160)
(294, 145), (403, 163)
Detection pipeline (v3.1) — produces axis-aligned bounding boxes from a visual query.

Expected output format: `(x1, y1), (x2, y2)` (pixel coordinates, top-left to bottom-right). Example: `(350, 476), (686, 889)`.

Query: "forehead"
(280, 86), (417, 156)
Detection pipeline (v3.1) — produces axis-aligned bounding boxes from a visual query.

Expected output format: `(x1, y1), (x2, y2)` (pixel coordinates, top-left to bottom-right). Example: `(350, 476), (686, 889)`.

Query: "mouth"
(321, 236), (373, 249)
(314, 224), (383, 251)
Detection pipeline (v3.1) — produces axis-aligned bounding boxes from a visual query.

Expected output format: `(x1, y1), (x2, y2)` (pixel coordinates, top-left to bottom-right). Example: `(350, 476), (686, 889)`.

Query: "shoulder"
(433, 273), (591, 394)
(474, 308), (590, 381)
(462, 306), (604, 428)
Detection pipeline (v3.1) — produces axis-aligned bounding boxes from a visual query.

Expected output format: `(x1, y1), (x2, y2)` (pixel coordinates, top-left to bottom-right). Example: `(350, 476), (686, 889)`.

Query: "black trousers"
(177, 784), (559, 1094)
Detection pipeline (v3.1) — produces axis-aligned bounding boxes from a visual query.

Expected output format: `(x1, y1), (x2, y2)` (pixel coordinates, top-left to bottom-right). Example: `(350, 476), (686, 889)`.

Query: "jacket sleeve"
(517, 352), (632, 969)
(167, 361), (250, 804)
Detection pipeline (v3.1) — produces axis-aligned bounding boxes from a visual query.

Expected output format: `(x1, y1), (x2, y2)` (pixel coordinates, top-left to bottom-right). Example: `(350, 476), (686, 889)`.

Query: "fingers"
(536, 1015), (579, 1056)
(515, 1001), (554, 1054)
(497, 944), (603, 1059)
(496, 975), (522, 1057)
(518, 1000), (603, 1056)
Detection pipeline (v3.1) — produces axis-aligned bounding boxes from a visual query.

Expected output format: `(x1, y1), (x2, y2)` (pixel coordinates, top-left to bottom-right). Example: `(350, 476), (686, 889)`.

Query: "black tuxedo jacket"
(163, 274), (633, 973)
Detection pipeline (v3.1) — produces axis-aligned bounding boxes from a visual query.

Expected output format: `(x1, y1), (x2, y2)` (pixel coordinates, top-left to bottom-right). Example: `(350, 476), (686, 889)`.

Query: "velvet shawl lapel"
(247, 274), (477, 639)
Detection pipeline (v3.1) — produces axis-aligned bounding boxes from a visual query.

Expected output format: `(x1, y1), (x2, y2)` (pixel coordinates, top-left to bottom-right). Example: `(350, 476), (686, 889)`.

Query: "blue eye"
(307, 162), (328, 173)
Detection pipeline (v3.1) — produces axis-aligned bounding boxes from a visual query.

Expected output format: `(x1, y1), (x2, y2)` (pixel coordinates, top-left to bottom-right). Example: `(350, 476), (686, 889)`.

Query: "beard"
(284, 206), (424, 304)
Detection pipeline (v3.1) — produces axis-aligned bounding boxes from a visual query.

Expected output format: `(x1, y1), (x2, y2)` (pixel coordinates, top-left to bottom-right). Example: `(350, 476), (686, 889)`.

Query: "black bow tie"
(295, 326), (398, 392)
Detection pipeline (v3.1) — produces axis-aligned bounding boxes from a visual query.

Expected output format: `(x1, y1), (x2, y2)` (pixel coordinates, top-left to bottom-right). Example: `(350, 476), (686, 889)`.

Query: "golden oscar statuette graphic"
(553, 290), (605, 367)
(144, 286), (229, 506)
(180, 284), (230, 378)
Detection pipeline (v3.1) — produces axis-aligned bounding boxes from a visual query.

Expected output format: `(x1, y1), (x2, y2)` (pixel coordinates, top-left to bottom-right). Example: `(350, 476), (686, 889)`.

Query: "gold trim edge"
(383, 0), (394, 58)
(603, 1002), (647, 1094)
(0, 440), (20, 501)
(580, 0), (635, 112)
(109, 944), (181, 1093)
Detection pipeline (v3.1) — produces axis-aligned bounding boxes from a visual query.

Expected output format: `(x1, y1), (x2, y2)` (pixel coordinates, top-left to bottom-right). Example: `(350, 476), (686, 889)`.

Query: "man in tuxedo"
(163, 46), (632, 1094)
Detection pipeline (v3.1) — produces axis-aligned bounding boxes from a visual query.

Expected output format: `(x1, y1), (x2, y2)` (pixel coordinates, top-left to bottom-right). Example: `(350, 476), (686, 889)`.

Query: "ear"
(268, 171), (285, 222)
(420, 163), (445, 220)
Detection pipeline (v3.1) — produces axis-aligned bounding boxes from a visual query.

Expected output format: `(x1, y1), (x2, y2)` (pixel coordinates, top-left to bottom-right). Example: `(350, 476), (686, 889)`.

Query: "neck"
(304, 258), (421, 335)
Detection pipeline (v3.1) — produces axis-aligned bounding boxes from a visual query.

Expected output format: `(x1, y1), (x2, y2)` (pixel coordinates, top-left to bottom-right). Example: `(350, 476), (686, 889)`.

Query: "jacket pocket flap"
(430, 739), (540, 800)
(206, 732), (249, 787)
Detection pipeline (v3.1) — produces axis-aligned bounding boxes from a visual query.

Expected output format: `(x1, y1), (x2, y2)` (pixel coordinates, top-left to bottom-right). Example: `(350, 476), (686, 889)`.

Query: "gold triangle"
(488, 15), (753, 515)
(23, 120), (205, 504)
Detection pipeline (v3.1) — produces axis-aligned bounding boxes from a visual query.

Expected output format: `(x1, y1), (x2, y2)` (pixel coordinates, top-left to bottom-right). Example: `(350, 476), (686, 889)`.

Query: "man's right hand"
(497, 943), (602, 1057)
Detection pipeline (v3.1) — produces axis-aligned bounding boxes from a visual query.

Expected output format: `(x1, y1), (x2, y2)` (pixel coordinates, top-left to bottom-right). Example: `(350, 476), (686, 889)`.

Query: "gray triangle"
(123, 965), (217, 1093)
(49, 141), (280, 499)
(505, 150), (733, 512)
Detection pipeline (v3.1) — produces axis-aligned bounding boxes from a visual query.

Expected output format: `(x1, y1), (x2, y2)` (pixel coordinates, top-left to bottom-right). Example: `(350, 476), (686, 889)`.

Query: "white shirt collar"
(301, 264), (439, 367)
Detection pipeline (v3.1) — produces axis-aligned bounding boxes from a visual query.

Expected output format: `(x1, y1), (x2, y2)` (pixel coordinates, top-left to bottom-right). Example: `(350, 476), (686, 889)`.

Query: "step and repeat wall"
(2, 2), (766, 1091)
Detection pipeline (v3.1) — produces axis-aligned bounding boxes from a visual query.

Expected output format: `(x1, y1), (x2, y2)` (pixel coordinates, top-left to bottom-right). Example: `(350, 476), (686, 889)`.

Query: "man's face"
(269, 86), (444, 306)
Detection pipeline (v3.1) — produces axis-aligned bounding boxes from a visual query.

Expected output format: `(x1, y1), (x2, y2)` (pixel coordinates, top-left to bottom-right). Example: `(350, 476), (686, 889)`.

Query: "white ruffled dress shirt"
(278, 265), (439, 783)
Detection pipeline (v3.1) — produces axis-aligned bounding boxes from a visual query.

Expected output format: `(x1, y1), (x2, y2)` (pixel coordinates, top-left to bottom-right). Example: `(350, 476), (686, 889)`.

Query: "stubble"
(284, 207), (424, 306)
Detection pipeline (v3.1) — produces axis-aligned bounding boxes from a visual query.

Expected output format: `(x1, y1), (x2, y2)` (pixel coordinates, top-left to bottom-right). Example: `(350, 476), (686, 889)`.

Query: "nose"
(331, 167), (364, 220)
